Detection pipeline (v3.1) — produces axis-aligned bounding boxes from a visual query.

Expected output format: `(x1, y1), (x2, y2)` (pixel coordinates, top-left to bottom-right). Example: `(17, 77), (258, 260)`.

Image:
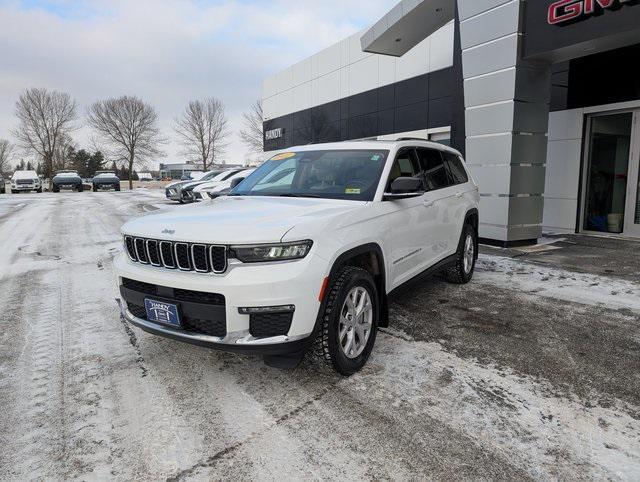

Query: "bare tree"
(239, 100), (264, 154)
(0, 139), (14, 175)
(173, 98), (229, 170)
(13, 88), (78, 180)
(52, 134), (77, 172)
(87, 96), (164, 189)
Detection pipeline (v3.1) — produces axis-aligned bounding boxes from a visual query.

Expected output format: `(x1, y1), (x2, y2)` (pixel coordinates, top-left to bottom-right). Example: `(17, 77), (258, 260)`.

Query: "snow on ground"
(0, 191), (638, 481)
(476, 254), (640, 311)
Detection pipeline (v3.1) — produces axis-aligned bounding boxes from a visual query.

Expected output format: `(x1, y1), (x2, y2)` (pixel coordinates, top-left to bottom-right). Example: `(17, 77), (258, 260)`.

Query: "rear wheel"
(315, 266), (379, 375)
(445, 223), (477, 284)
(52, 186), (59, 193)
(115, 184), (120, 191)
(93, 185), (98, 192)
(77, 184), (84, 192)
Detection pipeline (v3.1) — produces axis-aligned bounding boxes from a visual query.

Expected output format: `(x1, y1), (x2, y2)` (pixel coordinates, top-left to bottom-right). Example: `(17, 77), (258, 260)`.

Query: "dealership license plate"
(144, 299), (181, 327)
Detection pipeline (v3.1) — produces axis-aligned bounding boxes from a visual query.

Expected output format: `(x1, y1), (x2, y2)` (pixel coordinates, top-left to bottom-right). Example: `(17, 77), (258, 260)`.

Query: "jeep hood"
(121, 196), (366, 244)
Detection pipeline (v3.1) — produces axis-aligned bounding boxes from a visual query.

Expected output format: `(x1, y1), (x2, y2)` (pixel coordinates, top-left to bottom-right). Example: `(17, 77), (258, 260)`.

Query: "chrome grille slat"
(125, 236), (227, 274)
(191, 244), (209, 273)
(146, 240), (161, 266)
(124, 236), (137, 261)
(159, 241), (176, 269)
(134, 238), (149, 264)
(174, 243), (191, 271)
(210, 245), (227, 274)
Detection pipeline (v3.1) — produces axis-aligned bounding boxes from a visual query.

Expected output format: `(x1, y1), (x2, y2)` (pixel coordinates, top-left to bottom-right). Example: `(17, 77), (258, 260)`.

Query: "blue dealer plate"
(144, 299), (181, 327)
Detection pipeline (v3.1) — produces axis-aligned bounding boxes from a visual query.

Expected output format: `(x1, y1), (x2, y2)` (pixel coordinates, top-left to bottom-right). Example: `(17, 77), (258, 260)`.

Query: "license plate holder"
(144, 299), (181, 327)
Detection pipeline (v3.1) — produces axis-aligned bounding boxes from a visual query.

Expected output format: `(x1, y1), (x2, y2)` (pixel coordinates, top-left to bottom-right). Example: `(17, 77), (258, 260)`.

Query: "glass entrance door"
(624, 111), (640, 238)
(581, 111), (640, 237)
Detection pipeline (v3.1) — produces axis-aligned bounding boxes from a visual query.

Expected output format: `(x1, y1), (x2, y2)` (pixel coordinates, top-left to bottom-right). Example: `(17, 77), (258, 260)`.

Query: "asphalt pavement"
(0, 190), (638, 481)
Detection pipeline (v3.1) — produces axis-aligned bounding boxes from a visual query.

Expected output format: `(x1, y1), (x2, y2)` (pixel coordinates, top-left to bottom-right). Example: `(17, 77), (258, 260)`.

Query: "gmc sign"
(548, 0), (637, 25)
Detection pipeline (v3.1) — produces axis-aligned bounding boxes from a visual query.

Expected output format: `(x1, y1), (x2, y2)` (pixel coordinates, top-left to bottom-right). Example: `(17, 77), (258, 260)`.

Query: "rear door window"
(443, 152), (469, 185)
(416, 148), (451, 191)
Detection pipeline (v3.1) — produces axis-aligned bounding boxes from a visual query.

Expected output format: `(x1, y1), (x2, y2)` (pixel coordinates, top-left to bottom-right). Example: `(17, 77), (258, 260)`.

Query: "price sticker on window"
(271, 152), (296, 161)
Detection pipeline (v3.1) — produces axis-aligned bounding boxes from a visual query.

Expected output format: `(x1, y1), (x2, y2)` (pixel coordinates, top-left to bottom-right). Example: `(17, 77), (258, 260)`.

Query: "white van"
(11, 170), (42, 193)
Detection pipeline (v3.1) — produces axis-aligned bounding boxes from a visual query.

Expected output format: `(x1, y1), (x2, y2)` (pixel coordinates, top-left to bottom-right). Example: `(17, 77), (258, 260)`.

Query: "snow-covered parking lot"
(0, 190), (639, 480)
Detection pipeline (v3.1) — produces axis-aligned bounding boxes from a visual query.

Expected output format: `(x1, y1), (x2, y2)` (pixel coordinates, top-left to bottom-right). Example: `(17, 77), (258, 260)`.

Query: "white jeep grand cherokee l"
(115, 140), (479, 375)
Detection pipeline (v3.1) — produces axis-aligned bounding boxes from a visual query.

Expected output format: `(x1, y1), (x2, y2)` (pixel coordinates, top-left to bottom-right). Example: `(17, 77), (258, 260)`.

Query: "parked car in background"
(0, 177), (5, 194)
(165, 170), (222, 203)
(180, 168), (246, 203)
(194, 168), (256, 200)
(115, 140), (479, 374)
(92, 172), (121, 191)
(52, 171), (84, 192)
(137, 172), (153, 182)
(11, 170), (42, 193)
(180, 171), (206, 181)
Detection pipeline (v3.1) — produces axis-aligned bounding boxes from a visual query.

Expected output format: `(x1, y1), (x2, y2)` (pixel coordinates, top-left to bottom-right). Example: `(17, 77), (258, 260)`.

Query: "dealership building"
(262, 0), (640, 245)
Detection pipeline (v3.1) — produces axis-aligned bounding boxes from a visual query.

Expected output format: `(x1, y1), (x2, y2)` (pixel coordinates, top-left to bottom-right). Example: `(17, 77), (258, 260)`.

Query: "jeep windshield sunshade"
(230, 150), (389, 201)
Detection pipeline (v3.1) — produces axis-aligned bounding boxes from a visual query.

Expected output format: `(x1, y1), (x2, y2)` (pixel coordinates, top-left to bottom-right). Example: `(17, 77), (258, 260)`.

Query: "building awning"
(361, 0), (454, 57)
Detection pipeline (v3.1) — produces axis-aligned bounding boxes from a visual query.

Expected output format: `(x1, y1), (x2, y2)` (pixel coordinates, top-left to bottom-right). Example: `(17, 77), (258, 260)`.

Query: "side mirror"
(230, 177), (245, 189)
(383, 177), (424, 200)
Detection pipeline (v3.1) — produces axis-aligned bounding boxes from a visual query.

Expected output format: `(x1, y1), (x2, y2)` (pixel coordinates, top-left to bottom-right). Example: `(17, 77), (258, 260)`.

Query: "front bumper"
(13, 184), (39, 191)
(113, 251), (327, 354)
(165, 188), (182, 200)
(116, 298), (311, 355)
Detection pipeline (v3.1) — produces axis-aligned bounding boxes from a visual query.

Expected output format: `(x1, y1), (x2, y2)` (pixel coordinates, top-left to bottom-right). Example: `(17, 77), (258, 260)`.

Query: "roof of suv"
(267, 140), (462, 158)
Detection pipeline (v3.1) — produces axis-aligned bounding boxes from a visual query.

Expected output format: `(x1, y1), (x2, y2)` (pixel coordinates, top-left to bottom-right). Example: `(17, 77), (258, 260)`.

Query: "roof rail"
(395, 137), (429, 142)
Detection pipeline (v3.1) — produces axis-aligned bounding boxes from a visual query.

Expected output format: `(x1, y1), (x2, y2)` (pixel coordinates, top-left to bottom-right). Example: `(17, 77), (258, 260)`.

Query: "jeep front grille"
(124, 236), (227, 273)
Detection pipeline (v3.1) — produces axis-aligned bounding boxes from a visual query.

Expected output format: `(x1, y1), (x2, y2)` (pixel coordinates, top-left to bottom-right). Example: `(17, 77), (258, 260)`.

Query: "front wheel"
(445, 223), (477, 284)
(315, 266), (379, 376)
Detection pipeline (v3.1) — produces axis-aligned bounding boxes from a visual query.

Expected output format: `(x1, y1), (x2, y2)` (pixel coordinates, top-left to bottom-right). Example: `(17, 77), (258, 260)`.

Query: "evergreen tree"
(87, 151), (105, 177)
(72, 149), (91, 177)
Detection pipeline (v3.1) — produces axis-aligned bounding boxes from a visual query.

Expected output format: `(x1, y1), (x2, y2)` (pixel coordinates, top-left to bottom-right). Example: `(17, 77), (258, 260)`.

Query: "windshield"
(55, 172), (79, 178)
(198, 170), (223, 182)
(231, 150), (389, 201)
(94, 173), (116, 178)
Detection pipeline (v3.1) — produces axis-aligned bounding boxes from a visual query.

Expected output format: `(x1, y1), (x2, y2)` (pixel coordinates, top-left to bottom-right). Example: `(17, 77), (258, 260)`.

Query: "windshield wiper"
(277, 193), (322, 198)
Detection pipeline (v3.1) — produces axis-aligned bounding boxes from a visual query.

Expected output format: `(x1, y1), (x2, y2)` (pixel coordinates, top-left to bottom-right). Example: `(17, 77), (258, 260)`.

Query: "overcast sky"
(0, 0), (392, 169)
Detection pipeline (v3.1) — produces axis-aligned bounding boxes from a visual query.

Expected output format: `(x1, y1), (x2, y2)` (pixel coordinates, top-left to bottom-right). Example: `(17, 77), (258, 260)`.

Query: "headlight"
(231, 240), (313, 263)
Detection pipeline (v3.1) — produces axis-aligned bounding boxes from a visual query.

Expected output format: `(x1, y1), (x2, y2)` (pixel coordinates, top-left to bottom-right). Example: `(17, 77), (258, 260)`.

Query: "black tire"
(445, 223), (477, 284)
(93, 185), (98, 192)
(0, 188), (5, 194)
(36, 188), (42, 193)
(52, 186), (59, 193)
(115, 184), (120, 191)
(77, 184), (84, 192)
(11, 189), (18, 194)
(315, 266), (379, 376)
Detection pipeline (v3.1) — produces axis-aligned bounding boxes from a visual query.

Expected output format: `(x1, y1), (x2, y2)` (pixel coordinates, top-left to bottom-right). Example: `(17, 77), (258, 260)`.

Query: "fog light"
(238, 305), (295, 314)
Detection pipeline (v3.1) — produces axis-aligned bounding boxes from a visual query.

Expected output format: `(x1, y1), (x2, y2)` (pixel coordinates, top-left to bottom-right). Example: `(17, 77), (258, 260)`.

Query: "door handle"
(423, 200), (435, 208)
(455, 192), (463, 198)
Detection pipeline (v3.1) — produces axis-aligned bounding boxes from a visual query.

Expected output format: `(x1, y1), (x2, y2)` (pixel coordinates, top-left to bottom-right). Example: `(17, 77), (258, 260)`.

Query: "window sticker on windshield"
(271, 152), (296, 161)
(371, 154), (381, 161)
(345, 188), (361, 194)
